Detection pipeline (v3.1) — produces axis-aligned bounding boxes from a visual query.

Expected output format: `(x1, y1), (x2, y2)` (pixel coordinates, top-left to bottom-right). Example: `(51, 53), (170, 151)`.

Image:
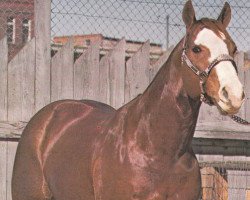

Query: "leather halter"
(181, 36), (250, 126)
(181, 36), (237, 105)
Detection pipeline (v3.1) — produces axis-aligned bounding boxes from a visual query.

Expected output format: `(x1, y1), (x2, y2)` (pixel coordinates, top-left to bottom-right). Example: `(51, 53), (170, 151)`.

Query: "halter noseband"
(181, 35), (237, 105)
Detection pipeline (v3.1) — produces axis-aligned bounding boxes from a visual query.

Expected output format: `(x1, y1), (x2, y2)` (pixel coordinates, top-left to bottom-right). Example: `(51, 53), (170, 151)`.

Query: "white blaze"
(194, 28), (243, 111)
(194, 28), (228, 62)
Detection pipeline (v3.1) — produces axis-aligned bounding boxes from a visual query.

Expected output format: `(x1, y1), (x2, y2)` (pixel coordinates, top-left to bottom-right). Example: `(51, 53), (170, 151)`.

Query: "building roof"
(53, 34), (162, 47)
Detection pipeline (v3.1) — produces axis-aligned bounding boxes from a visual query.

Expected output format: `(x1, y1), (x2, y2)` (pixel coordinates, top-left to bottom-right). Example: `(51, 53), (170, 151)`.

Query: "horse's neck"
(114, 41), (201, 158)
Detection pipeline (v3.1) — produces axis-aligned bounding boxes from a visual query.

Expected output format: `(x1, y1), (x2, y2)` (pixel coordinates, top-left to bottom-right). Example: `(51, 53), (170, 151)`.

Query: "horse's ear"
(182, 0), (196, 29)
(217, 2), (231, 28)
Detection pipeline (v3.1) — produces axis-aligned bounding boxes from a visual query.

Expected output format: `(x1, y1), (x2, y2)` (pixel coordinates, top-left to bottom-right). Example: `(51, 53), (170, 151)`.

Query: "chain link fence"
(51, 0), (250, 52)
(0, 1), (249, 60)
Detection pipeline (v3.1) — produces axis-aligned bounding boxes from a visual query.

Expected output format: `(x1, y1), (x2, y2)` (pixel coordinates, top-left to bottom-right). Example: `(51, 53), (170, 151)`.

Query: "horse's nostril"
(222, 87), (229, 100)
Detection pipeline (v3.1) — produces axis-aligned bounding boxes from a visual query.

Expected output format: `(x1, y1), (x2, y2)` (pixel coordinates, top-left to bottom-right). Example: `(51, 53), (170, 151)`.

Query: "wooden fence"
(0, 0), (250, 199)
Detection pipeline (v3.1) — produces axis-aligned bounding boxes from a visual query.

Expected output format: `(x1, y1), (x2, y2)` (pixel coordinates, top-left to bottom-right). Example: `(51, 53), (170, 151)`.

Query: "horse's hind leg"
(12, 143), (51, 200)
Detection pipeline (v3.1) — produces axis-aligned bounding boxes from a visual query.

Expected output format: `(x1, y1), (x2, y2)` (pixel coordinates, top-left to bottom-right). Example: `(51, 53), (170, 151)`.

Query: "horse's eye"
(192, 46), (201, 53)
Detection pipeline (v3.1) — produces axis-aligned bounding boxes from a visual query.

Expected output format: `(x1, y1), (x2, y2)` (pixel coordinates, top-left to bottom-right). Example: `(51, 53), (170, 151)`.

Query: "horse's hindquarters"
(43, 118), (100, 199)
(12, 100), (115, 200)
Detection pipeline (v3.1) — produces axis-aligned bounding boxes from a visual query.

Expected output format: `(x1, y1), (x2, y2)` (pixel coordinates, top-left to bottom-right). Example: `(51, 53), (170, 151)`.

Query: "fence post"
(34, 0), (51, 111)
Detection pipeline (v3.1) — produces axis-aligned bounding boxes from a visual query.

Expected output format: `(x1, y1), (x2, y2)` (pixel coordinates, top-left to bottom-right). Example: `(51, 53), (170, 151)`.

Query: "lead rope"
(230, 115), (250, 125)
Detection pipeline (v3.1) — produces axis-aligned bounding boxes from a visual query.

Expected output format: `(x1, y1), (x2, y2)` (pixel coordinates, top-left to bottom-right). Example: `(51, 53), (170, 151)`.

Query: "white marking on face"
(216, 62), (244, 110)
(194, 28), (228, 62)
(194, 28), (244, 111)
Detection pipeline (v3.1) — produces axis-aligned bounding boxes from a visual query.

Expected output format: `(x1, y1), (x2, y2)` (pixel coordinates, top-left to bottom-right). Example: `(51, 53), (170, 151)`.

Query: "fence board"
(125, 40), (150, 103)
(149, 47), (173, 83)
(74, 42), (100, 101)
(245, 54), (250, 121)
(99, 39), (126, 107)
(234, 51), (245, 119)
(0, 121), (26, 139)
(8, 39), (35, 122)
(0, 141), (7, 200)
(6, 141), (18, 200)
(51, 38), (74, 102)
(108, 38), (125, 109)
(99, 51), (110, 104)
(34, 0), (51, 112)
(0, 37), (8, 121)
(99, 54), (110, 104)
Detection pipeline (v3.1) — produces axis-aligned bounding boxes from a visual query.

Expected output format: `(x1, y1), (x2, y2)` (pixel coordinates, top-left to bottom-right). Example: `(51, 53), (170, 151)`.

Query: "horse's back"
(12, 99), (115, 200)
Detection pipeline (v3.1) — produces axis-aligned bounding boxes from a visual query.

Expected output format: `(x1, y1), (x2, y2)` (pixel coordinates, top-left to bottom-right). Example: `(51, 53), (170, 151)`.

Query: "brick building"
(0, 0), (34, 60)
(53, 34), (164, 63)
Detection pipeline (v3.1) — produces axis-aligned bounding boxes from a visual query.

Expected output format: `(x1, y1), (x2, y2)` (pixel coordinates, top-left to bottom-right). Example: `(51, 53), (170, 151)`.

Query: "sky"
(51, 0), (250, 51)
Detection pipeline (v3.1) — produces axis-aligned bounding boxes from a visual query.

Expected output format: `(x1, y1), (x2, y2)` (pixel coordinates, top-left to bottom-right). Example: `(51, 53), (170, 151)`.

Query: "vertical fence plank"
(0, 141), (7, 200)
(125, 41), (150, 103)
(51, 38), (74, 102)
(245, 53), (250, 121)
(74, 42), (100, 101)
(99, 51), (110, 105)
(234, 51), (245, 119)
(35, 0), (51, 111)
(8, 39), (36, 122)
(149, 47), (173, 83)
(6, 141), (18, 200)
(22, 39), (36, 122)
(99, 38), (126, 107)
(108, 38), (125, 109)
(0, 37), (8, 121)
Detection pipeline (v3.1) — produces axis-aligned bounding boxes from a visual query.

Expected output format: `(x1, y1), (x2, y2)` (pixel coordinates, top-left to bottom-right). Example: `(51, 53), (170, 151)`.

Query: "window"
(22, 18), (31, 43)
(7, 17), (15, 44)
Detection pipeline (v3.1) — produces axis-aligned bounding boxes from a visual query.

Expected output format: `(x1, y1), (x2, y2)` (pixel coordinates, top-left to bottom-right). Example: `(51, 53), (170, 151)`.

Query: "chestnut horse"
(12, 1), (245, 200)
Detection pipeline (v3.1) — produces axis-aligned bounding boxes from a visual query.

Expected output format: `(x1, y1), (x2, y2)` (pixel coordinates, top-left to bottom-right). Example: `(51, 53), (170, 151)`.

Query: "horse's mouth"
(215, 100), (240, 116)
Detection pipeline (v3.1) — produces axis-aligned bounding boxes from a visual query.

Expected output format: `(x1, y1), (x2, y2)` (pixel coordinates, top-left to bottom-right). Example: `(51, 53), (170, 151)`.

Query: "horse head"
(181, 0), (245, 115)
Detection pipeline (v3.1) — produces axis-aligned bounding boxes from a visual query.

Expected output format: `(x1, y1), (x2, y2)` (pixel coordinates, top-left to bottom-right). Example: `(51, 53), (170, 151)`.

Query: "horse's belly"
(93, 151), (201, 200)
